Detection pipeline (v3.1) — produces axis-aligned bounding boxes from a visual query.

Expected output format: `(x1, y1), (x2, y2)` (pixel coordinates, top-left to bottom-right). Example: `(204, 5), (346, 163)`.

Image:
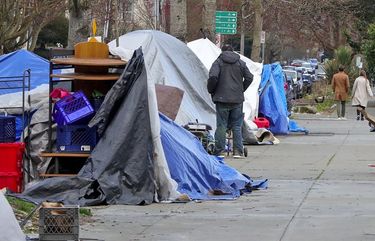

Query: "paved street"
(81, 104), (375, 241)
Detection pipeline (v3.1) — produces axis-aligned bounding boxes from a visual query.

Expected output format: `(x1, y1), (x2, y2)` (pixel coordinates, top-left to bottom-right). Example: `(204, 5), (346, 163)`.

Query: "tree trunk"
(251, 0), (263, 62)
(68, 1), (90, 48)
(202, 0), (216, 42)
(169, 0), (187, 41)
(240, 0), (246, 55)
(28, 27), (42, 51)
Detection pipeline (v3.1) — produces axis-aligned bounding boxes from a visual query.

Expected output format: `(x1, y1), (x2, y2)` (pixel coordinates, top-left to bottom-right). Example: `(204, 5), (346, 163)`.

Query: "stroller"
(183, 120), (215, 154)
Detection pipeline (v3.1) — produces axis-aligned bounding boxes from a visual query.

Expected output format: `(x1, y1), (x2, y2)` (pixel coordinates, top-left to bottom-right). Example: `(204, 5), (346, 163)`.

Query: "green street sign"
(216, 17), (237, 23)
(216, 22), (237, 28)
(216, 28), (237, 34)
(216, 11), (237, 17)
(215, 11), (237, 34)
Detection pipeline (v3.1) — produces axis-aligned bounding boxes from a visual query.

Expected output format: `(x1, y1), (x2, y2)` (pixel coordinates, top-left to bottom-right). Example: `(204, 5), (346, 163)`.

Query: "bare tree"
(68, 0), (91, 48)
(202, 0), (216, 42)
(0, 0), (66, 54)
(170, 0), (187, 41)
(250, 0), (263, 62)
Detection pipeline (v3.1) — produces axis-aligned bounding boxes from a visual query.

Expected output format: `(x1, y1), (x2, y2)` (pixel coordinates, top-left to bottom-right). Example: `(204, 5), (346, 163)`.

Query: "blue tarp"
(258, 64), (289, 135)
(0, 49), (50, 95)
(289, 119), (309, 134)
(160, 113), (268, 200)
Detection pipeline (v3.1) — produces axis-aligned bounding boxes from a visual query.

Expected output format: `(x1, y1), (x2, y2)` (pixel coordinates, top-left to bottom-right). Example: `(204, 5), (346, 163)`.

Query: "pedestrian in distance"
(331, 65), (350, 120)
(351, 70), (373, 120)
(207, 44), (253, 158)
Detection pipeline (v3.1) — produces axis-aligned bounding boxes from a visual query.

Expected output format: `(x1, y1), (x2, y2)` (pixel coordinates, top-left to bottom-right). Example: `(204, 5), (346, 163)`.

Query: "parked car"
(309, 58), (319, 69)
(291, 59), (305, 67)
(283, 65), (296, 71)
(283, 69), (302, 99)
(301, 62), (315, 75)
(302, 73), (313, 95)
(283, 72), (293, 113)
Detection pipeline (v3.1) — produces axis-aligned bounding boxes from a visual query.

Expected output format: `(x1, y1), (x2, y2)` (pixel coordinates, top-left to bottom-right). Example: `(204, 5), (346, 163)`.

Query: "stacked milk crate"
(0, 114), (25, 192)
(52, 91), (98, 153)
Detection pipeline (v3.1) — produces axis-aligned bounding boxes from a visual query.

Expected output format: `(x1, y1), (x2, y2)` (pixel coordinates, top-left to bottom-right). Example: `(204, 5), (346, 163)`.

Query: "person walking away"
(207, 44), (253, 158)
(332, 66), (350, 119)
(351, 70), (373, 120)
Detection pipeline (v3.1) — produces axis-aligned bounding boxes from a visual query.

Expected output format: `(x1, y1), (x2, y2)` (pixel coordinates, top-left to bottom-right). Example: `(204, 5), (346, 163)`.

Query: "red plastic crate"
(254, 117), (270, 129)
(0, 172), (22, 193)
(0, 143), (25, 173)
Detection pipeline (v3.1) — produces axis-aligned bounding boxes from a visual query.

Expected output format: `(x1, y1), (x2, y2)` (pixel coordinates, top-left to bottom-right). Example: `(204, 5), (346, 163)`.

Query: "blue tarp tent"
(258, 63), (289, 135)
(160, 113), (268, 200)
(0, 49), (50, 95)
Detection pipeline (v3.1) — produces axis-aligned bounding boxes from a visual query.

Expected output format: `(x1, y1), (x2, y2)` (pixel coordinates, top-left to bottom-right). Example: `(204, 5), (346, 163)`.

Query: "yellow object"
(89, 19), (98, 42)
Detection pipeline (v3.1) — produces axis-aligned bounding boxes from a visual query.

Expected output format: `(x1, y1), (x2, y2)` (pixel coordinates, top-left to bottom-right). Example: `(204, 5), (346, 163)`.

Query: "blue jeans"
(214, 103), (244, 155)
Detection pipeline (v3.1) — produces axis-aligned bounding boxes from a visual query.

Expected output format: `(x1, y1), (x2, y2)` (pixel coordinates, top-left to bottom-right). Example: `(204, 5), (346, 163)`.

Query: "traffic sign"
(216, 29), (236, 34)
(216, 17), (237, 23)
(216, 11), (237, 17)
(216, 22), (237, 28)
(215, 11), (237, 35)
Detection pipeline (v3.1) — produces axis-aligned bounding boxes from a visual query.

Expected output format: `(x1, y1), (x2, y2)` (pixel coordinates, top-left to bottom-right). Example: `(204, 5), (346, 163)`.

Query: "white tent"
(0, 192), (25, 241)
(187, 38), (263, 126)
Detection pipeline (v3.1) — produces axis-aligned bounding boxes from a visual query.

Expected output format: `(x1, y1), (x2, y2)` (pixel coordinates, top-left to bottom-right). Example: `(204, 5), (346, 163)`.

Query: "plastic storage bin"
(0, 143), (25, 173)
(0, 143), (24, 192)
(0, 172), (22, 193)
(39, 205), (79, 241)
(0, 115), (16, 143)
(53, 91), (94, 125)
(254, 117), (270, 129)
(56, 125), (97, 152)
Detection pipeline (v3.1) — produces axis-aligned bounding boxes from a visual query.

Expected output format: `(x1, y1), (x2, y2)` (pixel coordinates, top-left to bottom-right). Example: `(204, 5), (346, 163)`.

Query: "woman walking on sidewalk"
(352, 70), (373, 120)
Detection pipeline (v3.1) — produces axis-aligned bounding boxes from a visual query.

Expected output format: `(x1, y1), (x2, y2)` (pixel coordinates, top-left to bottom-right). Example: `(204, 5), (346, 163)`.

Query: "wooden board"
(51, 57), (126, 66)
(40, 152), (90, 158)
(51, 73), (120, 81)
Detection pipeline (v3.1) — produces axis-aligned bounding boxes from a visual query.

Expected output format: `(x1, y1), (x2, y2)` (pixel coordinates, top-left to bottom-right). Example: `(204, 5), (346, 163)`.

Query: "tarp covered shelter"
(0, 192), (25, 241)
(259, 63), (289, 134)
(108, 30), (216, 129)
(21, 48), (266, 205)
(0, 49), (50, 95)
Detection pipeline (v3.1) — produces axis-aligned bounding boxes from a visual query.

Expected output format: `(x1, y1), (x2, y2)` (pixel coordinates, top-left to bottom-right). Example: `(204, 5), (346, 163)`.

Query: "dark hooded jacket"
(207, 51), (253, 103)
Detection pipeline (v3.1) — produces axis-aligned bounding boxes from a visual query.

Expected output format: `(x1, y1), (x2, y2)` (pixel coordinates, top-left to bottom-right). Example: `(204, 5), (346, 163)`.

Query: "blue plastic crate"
(56, 125), (97, 152)
(53, 91), (94, 125)
(0, 115), (16, 143)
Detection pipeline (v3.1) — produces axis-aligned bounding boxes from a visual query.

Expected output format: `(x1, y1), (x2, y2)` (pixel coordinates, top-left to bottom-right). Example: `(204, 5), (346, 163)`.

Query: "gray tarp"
(21, 49), (159, 205)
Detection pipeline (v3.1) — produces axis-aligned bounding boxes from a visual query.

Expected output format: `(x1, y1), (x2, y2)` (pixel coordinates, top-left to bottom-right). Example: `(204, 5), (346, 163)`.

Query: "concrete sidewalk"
(81, 105), (375, 241)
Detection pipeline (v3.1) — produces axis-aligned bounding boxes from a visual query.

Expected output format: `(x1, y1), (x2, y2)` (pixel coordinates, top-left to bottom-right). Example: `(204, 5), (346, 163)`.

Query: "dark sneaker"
(233, 150), (244, 159)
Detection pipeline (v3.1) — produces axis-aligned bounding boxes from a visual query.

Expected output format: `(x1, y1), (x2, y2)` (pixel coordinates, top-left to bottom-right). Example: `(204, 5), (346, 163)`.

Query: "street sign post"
(260, 31), (266, 44)
(216, 11), (237, 35)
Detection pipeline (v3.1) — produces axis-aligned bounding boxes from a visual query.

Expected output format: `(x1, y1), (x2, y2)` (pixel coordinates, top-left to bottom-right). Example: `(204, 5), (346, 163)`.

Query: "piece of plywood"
(155, 84), (184, 121)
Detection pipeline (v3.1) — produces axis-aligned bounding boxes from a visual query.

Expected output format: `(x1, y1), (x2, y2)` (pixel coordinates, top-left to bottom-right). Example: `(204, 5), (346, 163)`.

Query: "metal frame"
(0, 69), (32, 183)
(47, 48), (75, 152)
